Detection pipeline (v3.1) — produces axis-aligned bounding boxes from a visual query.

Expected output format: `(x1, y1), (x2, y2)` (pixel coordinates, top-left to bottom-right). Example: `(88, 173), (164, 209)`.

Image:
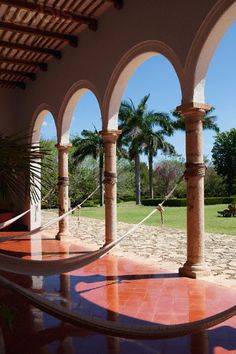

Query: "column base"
(56, 230), (72, 241)
(179, 261), (211, 279)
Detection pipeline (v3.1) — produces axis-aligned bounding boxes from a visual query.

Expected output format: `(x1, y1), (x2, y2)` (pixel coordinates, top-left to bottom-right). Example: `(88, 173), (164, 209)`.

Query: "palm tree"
(72, 128), (104, 206)
(142, 117), (175, 198)
(172, 107), (219, 132)
(0, 132), (50, 205)
(119, 95), (175, 203)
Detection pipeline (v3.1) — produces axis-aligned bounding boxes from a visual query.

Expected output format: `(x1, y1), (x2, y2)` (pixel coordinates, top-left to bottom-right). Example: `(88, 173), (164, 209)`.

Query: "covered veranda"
(0, 0), (235, 352)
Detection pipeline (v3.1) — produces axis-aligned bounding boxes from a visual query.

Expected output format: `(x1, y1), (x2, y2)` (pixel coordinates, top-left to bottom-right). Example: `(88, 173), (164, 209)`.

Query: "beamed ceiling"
(0, 0), (123, 89)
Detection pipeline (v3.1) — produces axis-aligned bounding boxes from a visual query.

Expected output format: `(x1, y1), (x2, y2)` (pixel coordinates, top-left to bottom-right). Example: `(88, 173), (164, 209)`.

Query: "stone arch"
(103, 40), (184, 130)
(185, 0), (236, 103)
(30, 103), (57, 143)
(58, 80), (102, 144)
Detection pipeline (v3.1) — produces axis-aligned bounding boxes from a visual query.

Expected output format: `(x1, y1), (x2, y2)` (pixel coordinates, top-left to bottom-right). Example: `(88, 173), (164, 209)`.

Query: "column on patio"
(100, 130), (121, 245)
(55, 143), (72, 240)
(177, 103), (211, 278)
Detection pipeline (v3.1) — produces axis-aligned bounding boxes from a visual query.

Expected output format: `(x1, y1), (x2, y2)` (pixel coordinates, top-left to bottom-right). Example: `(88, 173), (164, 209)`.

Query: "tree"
(0, 132), (50, 205)
(40, 139), (58, 208)
(204, 162), (226, 197)
(212, 129), (236, 195)
(72, 128), (104, 206)
(69, 155), (98, 206)
(142, 115), (175, 198)
(155, 158), (185, 196)
(119, 94), (174, 204)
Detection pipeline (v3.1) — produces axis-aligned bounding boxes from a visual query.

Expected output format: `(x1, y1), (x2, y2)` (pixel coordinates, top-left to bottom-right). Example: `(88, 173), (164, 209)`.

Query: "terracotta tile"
(0, 230), (235, 353)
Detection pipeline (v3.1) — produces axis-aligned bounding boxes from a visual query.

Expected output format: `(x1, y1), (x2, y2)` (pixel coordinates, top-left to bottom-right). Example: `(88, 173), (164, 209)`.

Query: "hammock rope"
(0, 185), (100, 243)
(0, 207), (158, 275)
(156, 173), (185, 226)
(0, 209), (30, 231)
(0, 184), (57, 231)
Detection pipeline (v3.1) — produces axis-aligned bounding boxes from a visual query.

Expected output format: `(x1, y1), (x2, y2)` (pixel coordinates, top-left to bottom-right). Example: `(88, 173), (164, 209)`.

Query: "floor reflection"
(0, 231), (235, 353)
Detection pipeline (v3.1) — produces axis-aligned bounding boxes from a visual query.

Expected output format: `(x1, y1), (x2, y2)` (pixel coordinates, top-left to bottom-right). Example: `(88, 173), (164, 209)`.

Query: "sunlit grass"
(78, 202), (236, 235)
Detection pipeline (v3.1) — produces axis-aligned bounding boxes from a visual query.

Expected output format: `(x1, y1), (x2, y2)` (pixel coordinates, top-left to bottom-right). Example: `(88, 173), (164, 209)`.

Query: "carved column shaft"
(55, 143), (72, 240)
(177, 103), (211, 278)
(101, 130), (121, 244)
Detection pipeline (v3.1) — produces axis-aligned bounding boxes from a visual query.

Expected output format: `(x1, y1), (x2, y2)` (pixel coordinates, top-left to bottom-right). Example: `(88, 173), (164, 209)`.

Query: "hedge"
(141, 197), (235, 207)
(119, 195), (135, 202)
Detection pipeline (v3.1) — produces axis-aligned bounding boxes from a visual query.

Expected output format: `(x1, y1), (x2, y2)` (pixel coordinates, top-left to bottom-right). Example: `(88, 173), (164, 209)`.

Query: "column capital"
(176, 102), (211, 117)
(100, 130), (122, 143)
(55, 143), (72, 151)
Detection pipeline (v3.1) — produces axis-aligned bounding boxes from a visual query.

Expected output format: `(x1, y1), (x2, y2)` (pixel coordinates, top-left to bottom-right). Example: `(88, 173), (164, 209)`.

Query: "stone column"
(55, 143), (72, 240)
(177, 103), (211, 278)
(100, 130), (121, 245)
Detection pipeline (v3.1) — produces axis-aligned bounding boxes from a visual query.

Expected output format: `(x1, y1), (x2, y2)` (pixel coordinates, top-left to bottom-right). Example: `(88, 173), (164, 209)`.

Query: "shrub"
(142, 197), (234, 207)
(141, 198), (186, 207)
(204, 197), (234, 205)
(119, 195), (135, 202)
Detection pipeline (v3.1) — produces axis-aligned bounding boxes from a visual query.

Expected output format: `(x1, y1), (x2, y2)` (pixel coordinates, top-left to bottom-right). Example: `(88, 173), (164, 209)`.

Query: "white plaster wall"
(0, 88), (18, 134)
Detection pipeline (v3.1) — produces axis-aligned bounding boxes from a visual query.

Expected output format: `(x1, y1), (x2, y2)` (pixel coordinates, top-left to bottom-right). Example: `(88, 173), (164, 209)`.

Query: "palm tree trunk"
(148, 153), (154, 199)
(135, 154), (141, 205)
(99, 153), (104, 207)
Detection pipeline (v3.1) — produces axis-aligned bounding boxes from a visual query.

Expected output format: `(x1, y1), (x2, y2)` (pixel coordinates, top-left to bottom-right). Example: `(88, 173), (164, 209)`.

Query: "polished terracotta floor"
(0, 231), (235, 354)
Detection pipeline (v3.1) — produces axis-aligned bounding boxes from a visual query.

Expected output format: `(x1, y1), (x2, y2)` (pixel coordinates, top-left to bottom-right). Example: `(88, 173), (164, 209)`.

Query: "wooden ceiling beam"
(0, 79), (25, 89)
(106, 0), (123, 9)
(0, 56), (47, 71)
(0, 21), (78, 47)
(0, 0), (98, 30)
(0, 68), (36, 80)
(0, 40), (61, 59)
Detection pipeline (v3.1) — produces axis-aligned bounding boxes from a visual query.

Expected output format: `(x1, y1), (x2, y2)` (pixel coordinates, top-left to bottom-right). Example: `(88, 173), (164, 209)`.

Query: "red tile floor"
(0, 231), (235, 354)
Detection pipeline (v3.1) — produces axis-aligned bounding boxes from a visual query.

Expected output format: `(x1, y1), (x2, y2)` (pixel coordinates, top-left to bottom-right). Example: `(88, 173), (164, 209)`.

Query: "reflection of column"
(31, 247), (50, 354)
(59, 273), (75, 354)
(100, 130), (121, 245)
(55, 143), (72, 240)
(177, 103), (210, 278)
(106, 256), (120, 354)
(188, 282), (209, 354)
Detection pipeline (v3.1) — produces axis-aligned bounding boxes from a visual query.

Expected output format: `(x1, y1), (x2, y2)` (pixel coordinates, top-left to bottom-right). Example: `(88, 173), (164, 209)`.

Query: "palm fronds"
(0, 133), (51, 204)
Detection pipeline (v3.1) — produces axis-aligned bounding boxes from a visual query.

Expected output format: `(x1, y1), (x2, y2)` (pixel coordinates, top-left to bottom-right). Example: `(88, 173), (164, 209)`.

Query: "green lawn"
(78, 202), (236, 235)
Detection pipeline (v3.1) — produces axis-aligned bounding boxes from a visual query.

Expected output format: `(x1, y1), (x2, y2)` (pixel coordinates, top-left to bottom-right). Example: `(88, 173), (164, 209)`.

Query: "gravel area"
(42, 210), (236, 289)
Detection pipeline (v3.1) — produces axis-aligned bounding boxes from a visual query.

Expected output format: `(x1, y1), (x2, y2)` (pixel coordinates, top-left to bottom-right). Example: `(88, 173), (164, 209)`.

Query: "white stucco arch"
(31, 103), (57, 143)
(103, 40), (184, 130)
(58, 80), (102, 144)
(185, 0), (236, 103)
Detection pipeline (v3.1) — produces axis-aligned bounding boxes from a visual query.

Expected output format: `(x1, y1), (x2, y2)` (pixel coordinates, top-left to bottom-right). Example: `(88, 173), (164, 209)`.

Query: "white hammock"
(0, 209), (157, 276)
(0, 273), (235, 340)
(0, 185), (100, 244)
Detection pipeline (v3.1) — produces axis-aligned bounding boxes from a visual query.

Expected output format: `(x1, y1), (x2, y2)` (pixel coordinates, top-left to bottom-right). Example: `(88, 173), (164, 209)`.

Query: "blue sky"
(41, 21), (236, 161)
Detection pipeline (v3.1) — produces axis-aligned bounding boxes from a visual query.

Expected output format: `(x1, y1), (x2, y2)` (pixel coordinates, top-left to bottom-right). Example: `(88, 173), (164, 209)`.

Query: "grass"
(78, 202), (236, 236)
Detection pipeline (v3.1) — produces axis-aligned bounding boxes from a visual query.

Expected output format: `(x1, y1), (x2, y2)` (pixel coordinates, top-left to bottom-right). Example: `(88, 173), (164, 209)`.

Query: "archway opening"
(202, 20), (236, 246)
(61, 88), (102, 210)
(109, 52), (183, 210)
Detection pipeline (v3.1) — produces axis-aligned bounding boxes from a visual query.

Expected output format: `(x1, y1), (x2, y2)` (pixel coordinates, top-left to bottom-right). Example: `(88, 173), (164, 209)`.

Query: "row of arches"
(27, 0), (236, 140)
(26, 2), (236, 279)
